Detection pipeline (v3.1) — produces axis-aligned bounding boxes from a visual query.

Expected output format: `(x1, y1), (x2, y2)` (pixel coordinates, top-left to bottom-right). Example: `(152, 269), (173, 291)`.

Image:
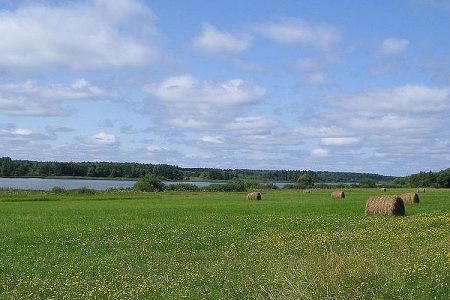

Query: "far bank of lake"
(0, 177), (294, 191)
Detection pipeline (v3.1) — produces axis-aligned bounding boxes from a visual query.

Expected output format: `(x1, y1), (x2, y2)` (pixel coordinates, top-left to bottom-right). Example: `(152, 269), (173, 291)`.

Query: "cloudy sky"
(1, 0), (449, 176)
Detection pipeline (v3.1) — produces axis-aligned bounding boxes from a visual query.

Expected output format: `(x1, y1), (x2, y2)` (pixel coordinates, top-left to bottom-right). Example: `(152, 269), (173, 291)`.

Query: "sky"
(0, 0), (449, 176)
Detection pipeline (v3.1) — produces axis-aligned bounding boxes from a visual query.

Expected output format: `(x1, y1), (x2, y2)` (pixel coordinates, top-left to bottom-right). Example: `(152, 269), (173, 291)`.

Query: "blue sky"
(0, 0), (449, 176)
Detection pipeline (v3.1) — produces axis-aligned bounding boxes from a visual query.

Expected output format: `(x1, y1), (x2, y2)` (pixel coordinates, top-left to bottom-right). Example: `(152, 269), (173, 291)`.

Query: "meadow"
(0, 189), (449, 299)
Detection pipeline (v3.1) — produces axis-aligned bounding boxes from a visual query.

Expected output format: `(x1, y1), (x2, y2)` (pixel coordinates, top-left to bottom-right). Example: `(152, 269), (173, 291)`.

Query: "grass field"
(0, 189), (449, 299)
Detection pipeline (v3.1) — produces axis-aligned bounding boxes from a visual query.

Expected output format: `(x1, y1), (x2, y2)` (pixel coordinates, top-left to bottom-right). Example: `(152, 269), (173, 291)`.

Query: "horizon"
(1, 0), (450, 176)
(1, 156), (404, 178)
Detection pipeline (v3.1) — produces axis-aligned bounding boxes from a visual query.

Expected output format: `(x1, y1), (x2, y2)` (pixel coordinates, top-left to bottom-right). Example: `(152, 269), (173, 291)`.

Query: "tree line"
(393, 169), (450, 188)
(0, 157), (184, 180)
(0, 157), (398, 183)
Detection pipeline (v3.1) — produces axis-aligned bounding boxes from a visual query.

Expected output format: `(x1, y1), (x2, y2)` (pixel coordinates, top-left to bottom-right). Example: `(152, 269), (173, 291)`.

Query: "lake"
(0, 178), (290, 190)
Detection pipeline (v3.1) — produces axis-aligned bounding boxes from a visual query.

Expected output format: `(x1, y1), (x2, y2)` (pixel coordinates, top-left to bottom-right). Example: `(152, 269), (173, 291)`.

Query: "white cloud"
(146, 145), (169, 153)
(192, 23), (251, 54)
(0, 79), (110, 116)
(253, 18), (341, 50)
(200, 136), (224, 144)
(311, 148), (329, 157)
(11, 128), (32, 136)
(226, 117), (278, 135)
(379, 38), (409, 55)
(0, 0), (159, 71)
(321, 137), (359, 146)
(147, 74), (265, 105)
(91, 132), (117, 145)
(329, 85), (450, 113)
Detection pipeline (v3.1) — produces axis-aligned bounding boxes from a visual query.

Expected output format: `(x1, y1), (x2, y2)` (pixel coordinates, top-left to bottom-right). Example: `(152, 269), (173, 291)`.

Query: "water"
(0, 178), (292, 191)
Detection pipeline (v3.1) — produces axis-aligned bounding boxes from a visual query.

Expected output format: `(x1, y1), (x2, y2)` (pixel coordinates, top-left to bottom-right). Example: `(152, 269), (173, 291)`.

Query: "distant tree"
(134, 175), (165, 192)
(359, 178), (376, 188)
(296, 173), (314, 188)
(436, 169), (450, 188)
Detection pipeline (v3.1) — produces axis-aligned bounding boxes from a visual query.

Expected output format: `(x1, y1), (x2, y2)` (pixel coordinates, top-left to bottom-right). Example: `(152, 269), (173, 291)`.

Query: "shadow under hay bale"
(365, 196), (405, 216)
(303, 189), (311, 194)
(401, 193), (420, 203)
(246, 192), (261, 201)
(379, 188), (387, 192)
(417, 188), (426, 193)
(331, 191), (345, 199)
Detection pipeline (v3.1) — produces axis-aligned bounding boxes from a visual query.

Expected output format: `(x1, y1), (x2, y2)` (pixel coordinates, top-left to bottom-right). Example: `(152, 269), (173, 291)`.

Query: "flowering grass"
(0, 189), (449, 299)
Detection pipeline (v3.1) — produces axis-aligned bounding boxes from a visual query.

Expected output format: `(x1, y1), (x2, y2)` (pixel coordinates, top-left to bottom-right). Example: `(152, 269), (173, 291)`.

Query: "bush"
(204, 179), (247, 192)
(262, 182), (279, 190)
(359, 178), (376, 188)
(296, 173), (314, 188)
(282, 184), (296, 189)
(166, 183), (199, 191)
(134, 175), (165, 192)
(72, 187), (97, 195)
(243, 179), (261, 189)
(51, 186), (66, 194)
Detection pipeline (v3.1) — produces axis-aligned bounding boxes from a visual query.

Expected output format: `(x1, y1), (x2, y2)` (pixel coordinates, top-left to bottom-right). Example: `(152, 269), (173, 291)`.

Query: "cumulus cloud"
(329, 85), (450, 113)
(0, 0), (159, 71)
(90, 132), (118, 145)
(10, 128), (32, 136)
(146, 145), (169, 153)
(192, 23), (251, 55)
(253, 18), (341, 50)
(147, 74), (265, 105)
(200, 136), (224, 144)
(311, 148), (329, 157)
(225, 117), (278, 135)
(379, 38), (409, 55)
(321, 137), (359, 146)
(144, 74), (266, 130)
(0, 79), (110, 116)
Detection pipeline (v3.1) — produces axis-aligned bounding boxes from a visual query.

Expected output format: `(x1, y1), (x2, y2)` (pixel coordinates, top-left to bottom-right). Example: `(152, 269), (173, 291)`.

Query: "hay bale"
(401, 193), (420, 204)
(417, 188), (426, 193)
(303, 189), (311, 194)
(331, 191), (345, 198)
(365, 196), (405, 216)
(247, 192), (261, 201)
(379, 188), (387, 192)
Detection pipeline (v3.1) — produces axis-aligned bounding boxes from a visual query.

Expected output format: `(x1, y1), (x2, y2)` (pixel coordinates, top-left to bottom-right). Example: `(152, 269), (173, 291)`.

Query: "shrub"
(204, 179), (247, 192)
(134, 175), (165, 192)
(359, 178), (376, 188)
(166, 183), (199, 191)
(51, 186), (66, 194)
(282, 184), (296, 189)
(262, 182), (279, 190)
(296, 174), (314, 189)
(72, 187), (97, 195)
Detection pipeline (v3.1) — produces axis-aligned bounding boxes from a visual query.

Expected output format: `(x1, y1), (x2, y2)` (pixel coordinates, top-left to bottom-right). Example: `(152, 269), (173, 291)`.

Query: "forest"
(1, 156), (397, 183)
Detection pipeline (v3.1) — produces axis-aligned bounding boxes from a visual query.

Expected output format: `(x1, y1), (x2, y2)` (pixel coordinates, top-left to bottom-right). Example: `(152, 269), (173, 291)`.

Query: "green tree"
(134, 175), (165, 192)
(436, 169), (450, 188)
(359, 178), (376, 188)
(296, 173), (314, 188)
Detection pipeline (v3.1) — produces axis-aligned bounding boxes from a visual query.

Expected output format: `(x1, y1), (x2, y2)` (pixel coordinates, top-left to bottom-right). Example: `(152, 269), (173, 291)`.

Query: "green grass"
(0, 189), (449, 299)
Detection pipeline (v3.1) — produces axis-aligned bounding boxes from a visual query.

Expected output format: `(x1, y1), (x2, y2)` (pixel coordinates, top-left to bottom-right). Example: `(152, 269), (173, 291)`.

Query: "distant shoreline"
(0, 176), (237, 183)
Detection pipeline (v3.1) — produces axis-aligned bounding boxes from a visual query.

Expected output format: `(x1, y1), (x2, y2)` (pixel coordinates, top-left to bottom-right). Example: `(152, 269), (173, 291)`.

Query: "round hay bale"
(303, 189), (311, 194)
(417, 188), (426, 193)
(379, 188), (387, 192)
(365, 196), (405, 216)
(247, 192), (261, 201)
(331, 191), (345, 199)
(401, 193), (419, 204)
